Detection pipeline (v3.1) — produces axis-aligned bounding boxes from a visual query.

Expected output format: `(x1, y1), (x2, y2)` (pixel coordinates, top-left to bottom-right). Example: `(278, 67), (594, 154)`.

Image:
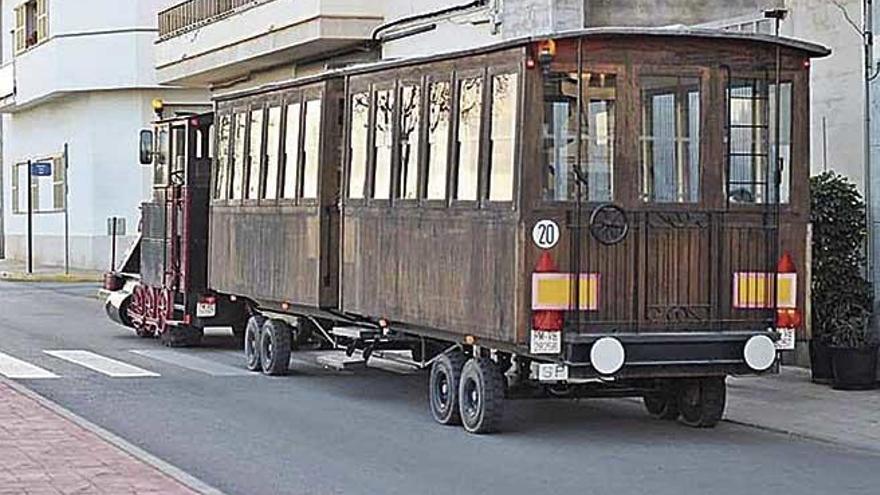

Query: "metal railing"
(158, 0), (271, 39)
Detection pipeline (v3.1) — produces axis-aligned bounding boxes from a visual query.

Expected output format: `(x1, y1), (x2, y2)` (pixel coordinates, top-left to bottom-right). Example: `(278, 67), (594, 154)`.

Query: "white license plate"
(536, 363), (569, 382)
(776, 328), (796, 350)
(530, 329), (562, 354)
(196, 302), (216, 318)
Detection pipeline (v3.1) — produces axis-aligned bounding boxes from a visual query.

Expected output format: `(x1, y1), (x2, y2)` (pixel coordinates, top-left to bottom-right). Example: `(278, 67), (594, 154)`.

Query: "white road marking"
(0, 351), (59, 379)
(129, 350), (252, 376)
(44, 350), (160, 378)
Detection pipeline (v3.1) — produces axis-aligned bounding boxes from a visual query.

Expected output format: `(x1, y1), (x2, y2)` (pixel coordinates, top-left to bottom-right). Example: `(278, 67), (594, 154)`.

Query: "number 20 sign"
(532, 220), (560, 250)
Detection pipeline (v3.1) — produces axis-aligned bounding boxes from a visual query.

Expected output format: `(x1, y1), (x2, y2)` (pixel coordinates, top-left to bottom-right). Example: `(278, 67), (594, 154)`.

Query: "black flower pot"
(809, 339), (834, 384)
(830, 345), (878, 390)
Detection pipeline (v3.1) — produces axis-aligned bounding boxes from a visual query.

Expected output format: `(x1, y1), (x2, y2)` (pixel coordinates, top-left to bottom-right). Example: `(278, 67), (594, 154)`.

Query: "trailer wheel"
(244, 315), (265, 372)
(459, 357), (505, 434)
(643, 392), (680, 420)
(429, 352), (466, 426)
(260, 319), (291, 376)
(677, 377), (726, 428)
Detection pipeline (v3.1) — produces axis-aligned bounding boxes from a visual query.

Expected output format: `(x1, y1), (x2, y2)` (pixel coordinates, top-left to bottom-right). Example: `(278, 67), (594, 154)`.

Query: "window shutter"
(14, 6), (25, 54)
(36, 0), (49, 43)
(11, 163), (21, 214)
(52, 155), (65, 210)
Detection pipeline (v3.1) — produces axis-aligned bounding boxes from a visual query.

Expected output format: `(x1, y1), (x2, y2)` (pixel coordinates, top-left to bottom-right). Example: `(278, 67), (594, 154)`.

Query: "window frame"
(722, 69), (797, 210)
(636, 68), (706, 206)
(211, 109), (234, 205)
(242, 101), (266, 205)
(299, 88), (324, 205)
(395, 77), (426, 209)
(344, 81), (372, 207)
(367, 81), (397, 207)
(538, 62), (624, 208)
(449, 68), (486, 209)
(483, 64), (522, 210)
(422, 72), (455, 208)
(261, 95), (284, 204)
(278, 90), (304, 205)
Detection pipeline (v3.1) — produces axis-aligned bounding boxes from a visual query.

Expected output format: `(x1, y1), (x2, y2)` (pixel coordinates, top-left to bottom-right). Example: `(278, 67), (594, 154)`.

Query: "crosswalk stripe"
(44, 350), (159, 378)
(129, 350), (252, 376)
(0, 351), (59, 379)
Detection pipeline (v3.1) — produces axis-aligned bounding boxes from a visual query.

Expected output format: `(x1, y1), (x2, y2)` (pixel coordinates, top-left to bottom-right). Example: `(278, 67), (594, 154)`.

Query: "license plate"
(196, 301), (216, 318)
(776, 328), (795, 350)
(530, 329), (561, 354)
(537, 363), (569, 382)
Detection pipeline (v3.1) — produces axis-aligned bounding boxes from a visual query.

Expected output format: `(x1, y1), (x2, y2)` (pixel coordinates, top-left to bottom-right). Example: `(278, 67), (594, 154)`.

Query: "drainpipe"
(0, 4), (5, 259)
(864, 0), (877, 298)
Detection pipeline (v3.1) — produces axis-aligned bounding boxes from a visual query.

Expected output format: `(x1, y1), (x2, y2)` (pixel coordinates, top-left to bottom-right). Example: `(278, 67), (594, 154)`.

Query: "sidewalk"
(0, 379), (216, 494)
(726, 366), (880, 453)
(0, 258), (102, 283)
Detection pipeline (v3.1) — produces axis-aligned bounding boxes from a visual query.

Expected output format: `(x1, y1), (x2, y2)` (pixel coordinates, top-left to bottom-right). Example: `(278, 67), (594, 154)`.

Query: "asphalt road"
(1, 280), (879, 495)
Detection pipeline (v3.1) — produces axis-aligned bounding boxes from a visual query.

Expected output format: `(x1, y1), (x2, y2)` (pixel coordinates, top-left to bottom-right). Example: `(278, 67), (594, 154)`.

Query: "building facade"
(0, 0), (209, 269)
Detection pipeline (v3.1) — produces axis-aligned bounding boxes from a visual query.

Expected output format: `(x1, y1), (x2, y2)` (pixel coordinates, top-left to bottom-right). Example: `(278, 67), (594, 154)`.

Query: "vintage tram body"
(107, 29), (828, 433)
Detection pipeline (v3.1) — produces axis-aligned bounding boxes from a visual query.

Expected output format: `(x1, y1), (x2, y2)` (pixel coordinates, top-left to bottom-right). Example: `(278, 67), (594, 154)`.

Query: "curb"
(0, 272), (102, 283)
(1, 377), (226, 495)
(723, 417), (880, 456)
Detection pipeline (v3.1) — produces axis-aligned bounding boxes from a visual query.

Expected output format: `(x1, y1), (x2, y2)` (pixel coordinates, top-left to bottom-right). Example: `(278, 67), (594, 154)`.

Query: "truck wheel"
(260, 319), (291, 376)
(429, 352), (466, 425)
(459, 357), (505, 434)
(678, 377), (726, 428)
(244, 315), (265, 372)
(643, 393), (680, 420)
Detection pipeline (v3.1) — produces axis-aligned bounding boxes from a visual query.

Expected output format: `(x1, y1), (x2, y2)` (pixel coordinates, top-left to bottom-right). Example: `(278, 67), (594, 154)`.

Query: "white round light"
(744, 335), (776, 371)
(590, 337), (625, 375)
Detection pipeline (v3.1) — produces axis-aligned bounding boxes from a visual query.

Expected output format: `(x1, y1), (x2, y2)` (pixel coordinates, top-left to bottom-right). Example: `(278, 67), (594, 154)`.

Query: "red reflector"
(183, 314), (192, 325)
(532, 310), (563, 332)
(199, 295), (216, 304)
(776, 309), (802, 328)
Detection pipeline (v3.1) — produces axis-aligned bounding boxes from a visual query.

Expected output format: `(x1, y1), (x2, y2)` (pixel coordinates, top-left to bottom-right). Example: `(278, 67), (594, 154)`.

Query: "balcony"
(155, 0), (384, 87)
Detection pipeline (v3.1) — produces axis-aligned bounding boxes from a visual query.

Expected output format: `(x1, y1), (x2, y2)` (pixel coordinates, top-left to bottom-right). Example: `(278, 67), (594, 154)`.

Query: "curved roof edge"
(216, 27), (830, 102)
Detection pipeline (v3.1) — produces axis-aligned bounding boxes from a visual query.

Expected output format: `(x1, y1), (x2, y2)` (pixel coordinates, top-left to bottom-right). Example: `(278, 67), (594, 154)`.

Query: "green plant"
(810, 172), (875, 348)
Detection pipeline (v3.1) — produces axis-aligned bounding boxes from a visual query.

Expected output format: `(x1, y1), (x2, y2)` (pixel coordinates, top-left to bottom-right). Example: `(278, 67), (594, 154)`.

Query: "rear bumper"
(562, 330), (779, 379)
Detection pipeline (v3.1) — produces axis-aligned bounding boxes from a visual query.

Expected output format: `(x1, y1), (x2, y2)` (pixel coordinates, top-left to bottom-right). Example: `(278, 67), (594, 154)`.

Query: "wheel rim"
(462, 376), (480, 422)
(434, 370), (451, 414)
(264, 332), (274, 364)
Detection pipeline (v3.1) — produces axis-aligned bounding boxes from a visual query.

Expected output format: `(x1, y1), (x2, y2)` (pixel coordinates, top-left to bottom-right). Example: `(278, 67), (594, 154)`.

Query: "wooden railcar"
(108, 28), (829, 434)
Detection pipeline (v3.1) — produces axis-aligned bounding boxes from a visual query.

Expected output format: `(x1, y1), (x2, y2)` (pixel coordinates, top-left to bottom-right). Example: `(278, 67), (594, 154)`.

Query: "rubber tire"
(429, 352), (467, 426)
(459, 357), (505, 434)
(678, 377), (726, 428)
(244, 315), (265, 372)
(643, 393), (680, 420)
(260, 319), (291, 376)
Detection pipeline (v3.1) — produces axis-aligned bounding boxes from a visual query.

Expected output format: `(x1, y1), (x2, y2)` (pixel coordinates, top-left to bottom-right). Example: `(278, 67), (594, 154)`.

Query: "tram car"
(106, 28), (828, 433)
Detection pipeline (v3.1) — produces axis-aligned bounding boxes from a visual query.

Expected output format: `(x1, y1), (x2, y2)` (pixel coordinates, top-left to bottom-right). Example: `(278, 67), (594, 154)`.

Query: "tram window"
(399, 84), (421, 200)
(154, 126), (169, 187)
(263, 106), (282, 199)
(455, 77), (482, 201)
(171, 126), (186, 183)
(246, 109), (264, 199)
(427, 80), (451, 200)
(214, 114), (231, 199)
(639, 76), (701, 203)
(770, 82), (792, 203)
(542, 72), (615, 202)
(373, 90), (394, 200)
(727, 79), (791, 204)
(282, 102), (301, 199)
(230, 112), (247, 199)
(349, 93), (370, 199)
(302, 99), (322, 199)
(488, 73), (518, 202)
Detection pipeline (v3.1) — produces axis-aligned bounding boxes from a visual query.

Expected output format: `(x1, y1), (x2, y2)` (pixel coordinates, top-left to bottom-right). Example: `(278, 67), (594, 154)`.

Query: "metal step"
(331, 326), (380, 340)
(315, 351), (366, 371)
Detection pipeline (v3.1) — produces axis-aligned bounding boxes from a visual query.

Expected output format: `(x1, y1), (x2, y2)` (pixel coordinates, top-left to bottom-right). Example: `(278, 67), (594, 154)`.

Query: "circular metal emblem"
(589, 204), (629, 245)
(532, 220), (560, 250)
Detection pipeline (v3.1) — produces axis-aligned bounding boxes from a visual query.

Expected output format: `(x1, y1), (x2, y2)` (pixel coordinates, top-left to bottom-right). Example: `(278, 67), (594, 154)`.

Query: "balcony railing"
(158, 0), (273, 39)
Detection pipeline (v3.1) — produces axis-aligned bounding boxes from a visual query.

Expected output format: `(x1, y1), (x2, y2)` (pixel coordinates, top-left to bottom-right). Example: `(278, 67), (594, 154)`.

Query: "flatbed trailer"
(106, 28), (828, 433)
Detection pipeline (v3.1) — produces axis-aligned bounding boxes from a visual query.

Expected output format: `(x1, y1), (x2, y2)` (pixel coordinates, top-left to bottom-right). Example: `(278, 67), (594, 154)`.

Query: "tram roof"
(215, 27), (830, 102)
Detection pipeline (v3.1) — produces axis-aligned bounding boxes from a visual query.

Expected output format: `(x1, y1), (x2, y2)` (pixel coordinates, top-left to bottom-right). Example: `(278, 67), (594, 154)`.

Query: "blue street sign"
(30, 162), (52, 177)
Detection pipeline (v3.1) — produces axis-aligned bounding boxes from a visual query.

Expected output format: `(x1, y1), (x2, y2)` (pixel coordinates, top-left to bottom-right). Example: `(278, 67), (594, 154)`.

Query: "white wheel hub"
(590, 337), (625, 375)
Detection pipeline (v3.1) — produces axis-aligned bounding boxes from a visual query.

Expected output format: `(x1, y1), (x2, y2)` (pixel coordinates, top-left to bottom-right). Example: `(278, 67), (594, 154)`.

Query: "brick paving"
(0, 382), (200, 495)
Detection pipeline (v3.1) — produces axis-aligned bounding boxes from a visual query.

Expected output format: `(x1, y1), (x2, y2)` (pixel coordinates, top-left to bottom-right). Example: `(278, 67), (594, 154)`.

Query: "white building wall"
(0, 0), (209, 269)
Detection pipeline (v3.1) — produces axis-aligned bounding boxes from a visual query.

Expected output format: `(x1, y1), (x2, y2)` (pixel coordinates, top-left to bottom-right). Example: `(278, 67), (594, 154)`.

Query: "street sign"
(30, 162), (52, 176)
(106, 217), (126, 236)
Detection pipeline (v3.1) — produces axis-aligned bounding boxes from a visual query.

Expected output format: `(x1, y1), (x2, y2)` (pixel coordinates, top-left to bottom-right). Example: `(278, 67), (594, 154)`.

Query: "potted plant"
(810, 172), (877, 389)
